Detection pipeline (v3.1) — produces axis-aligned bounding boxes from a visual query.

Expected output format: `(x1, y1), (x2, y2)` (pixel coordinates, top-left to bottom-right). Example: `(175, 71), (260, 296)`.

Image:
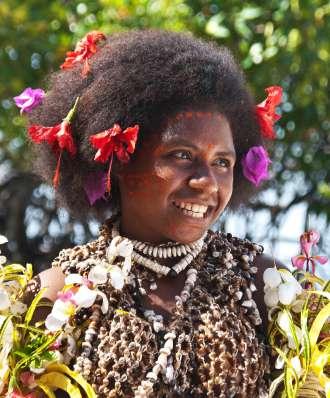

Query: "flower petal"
(51, 300), (75, 321)
(263, 267), (282, 288)
(241, 146), (271, 186)
(291, 255), (306, 269)
(117, 238), (134, 258)
(0, 235), (8, 245)
(45, 314), (65, 332)
(278, 282), (298, 305)
(84, 170), (107, 205)
(88, 264), (108, 285)
(109, 265), (125, 290)
(0, 288), (11, 311)
(65, 273), (84, 285)
(74, 285), (97, 308)
(96, 290), (109, 314)
(264, 288), (279, 307)
(313, 255), (328, 265)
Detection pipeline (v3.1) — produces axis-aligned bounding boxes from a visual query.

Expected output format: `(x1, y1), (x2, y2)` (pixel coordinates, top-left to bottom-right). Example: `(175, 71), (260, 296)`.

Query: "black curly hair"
(27, 29), (263, 220)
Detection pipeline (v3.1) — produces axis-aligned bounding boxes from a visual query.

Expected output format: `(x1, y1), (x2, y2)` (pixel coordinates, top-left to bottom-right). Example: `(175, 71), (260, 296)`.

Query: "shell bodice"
(52, 223), (270, 397)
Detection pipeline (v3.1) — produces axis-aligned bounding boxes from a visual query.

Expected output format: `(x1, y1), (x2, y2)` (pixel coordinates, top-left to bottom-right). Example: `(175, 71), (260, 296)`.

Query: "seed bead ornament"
(52, 215), (270, 397)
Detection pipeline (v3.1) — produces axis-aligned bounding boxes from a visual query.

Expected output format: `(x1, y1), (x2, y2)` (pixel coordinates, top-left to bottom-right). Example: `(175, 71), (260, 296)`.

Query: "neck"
(119, 213), (177, 245)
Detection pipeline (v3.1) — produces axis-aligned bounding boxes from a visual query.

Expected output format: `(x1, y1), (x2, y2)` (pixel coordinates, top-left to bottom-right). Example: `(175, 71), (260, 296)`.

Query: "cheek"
(121, 165), (177, 201)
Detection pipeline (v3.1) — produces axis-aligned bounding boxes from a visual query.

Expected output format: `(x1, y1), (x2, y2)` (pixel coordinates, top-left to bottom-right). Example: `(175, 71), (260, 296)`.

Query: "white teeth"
(174, 201), (208, 214)
(182, 209), (204, 218)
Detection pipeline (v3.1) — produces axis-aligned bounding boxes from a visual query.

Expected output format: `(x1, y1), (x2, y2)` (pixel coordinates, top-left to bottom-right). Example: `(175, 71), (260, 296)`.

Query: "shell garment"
(52, 219), (270, 397)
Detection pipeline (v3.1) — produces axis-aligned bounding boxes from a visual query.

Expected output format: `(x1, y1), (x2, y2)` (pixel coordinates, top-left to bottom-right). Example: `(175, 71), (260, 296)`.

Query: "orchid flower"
(45, 271), (109, 332)
(263, 267), (302, 307)
(291, 230), (328, 274)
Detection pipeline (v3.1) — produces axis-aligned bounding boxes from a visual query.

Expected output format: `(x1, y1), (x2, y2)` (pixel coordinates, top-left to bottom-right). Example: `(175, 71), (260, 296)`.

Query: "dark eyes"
(171, 150), (231, 168)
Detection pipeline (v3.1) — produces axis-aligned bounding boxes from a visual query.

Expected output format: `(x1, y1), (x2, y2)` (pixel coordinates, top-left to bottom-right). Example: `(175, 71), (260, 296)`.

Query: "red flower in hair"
(90, 124), (139, 192)
(256, 86), (283, 140)
(28, 98), (79, 188)
(60, 31), (106, 76)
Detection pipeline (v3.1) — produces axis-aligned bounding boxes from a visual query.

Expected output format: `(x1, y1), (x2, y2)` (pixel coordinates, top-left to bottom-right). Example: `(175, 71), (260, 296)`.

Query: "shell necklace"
(111, 221), (206, 277)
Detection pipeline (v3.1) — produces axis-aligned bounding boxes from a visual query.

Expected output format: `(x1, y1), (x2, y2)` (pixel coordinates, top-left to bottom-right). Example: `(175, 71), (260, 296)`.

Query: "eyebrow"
(164, 138), (236, 159)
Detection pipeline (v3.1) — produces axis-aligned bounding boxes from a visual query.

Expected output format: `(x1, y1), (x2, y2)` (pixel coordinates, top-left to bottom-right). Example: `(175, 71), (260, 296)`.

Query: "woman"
(26, 30), (279, 397)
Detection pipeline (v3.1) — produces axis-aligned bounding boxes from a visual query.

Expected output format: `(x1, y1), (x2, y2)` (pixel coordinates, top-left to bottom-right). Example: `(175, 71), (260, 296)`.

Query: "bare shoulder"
(38, 266), (66, 301)
(253, 253), (289, 331)
(24, 267), (65, 305)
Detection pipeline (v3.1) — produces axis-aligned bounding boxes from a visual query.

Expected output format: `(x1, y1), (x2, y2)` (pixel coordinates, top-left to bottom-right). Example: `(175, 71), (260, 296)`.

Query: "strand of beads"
(73, 303), (101, 378)
(134, 332), (176, 398)
(111, 220), (206, 259)
(134, 266), (199, 397)
(131, 240), (205, 277)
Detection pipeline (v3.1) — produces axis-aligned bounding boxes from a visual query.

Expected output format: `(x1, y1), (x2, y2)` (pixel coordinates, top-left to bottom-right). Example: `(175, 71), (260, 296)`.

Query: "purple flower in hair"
(84, 170), (107, 205)
(241, 146), (271, 186)
(13, 87), (45, 114)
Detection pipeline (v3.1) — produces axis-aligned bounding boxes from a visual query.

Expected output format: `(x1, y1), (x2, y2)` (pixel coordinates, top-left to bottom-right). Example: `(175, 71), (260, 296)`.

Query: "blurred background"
(0, 0), (329, 275)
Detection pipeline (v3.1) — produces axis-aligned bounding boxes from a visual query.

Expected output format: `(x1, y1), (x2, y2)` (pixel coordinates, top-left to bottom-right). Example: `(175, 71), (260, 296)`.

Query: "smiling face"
(116, 112), (236, 244)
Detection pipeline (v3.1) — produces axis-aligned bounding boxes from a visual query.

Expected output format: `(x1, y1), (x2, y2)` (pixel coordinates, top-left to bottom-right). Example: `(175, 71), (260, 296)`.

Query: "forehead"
(160, 111), (234, 150)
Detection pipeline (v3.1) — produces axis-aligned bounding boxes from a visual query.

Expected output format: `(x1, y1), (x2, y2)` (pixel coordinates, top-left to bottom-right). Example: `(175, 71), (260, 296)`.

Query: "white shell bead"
(157, 354), (168, 369)
(167, 247), (172, 258)
(159, 347), (171, 356)
(164, 332), (176, 340)
(146, 372), (158, 381)
(164, 339), (173, 350)
(152, 247), (158, 257)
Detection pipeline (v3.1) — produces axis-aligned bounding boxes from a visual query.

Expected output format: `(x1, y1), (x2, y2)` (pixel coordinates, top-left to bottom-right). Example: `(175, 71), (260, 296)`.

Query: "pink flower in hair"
(13, 87), (45, 114)
(241, 146), (271, 186)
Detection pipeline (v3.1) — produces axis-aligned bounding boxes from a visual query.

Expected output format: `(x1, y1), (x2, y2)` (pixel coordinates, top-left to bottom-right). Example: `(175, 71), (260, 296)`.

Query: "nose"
(188, 163), (218, 195)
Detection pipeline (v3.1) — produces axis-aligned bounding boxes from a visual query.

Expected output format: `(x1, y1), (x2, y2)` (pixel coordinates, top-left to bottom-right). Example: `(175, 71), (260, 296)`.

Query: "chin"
(166, 224), (210, 244)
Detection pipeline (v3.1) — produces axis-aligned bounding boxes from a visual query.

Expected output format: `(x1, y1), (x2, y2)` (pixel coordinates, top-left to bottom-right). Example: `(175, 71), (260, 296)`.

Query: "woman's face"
(117, 112), (236, 244)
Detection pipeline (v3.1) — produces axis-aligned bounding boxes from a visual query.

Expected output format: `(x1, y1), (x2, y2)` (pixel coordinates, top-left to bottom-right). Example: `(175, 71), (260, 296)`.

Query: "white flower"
(263, 267), (282, 289)
(0, 288), (11, 311)
(279, 271), (303, 295)
(45, 299), (76, 331)
(0, 316), (13, 392)
(109, 265), (125, 290)
(0, 361), (9, 393)
(275, 345), (288, 369)
(264, 287), (279, 307)
(0, 256), (7, 265)
(45, 314), (65, 332)
(263, 267), (303, 309)
(73, 285), (98, 309)
(278, 282), (298, 305)
(65, 273), (84, 285)
(0, 235), (8, 245)
(116, 238), (133, 258)
(277, 311), (302, 349)
(290, 356), (303, 378)
(10, 301), (28, 315)
(106, 236), (133, 262)
(88, 264), (108, 285)
(122, 255), (132, 276)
